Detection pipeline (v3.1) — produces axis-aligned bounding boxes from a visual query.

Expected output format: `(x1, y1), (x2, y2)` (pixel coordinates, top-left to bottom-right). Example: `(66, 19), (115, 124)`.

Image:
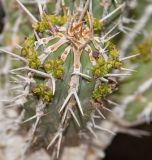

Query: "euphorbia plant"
(0, 0), (139, 158)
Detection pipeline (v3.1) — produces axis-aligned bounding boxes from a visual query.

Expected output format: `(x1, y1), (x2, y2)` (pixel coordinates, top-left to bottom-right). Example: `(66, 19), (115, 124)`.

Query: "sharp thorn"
(47, 132), (60, 150)
(120, 67), (136, 72)
(106, 99), (120, 106)
(105, 73), (131, 77)
(32, 117), (41, 135)
(99, 77), (108, 83)
(100, 3), (125, 22)
(52, 76), (56, 95)
(56, 133), (62, 158)
(21, 115), (37, 124)
(72, 72), (92, 80)
(36, 0), (43, 16)
(87, 123), (97, 138)
(78, 0), (90, 22)
(94, 125), (116, 135)
(73, 92), (84, 116)
(61, 107), (68, 124)
(59, 92), (73, 113)
(120, 54), (140, 61)
(96, 108), (106, 119)
(102, 106), (113, 113)
(0, 48), (28, 63)
(16, 0), (38, 23)
(69, 108), (80, 127)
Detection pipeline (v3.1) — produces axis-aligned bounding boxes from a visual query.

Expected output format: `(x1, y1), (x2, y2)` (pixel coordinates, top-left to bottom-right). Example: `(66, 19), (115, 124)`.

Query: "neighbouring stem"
(120, 5), (152, 57)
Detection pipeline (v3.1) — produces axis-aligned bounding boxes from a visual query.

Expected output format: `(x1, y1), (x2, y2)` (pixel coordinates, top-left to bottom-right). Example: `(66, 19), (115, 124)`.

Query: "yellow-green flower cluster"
(108, 48), (122, 69)
(133, 37), (152, 63)
(92, 83), (112, 101)
(107, 41), (122, 69)
(33, 14), (49, 33)
(84, 16), (103, 32)
(21, 36), (41, 69)
(49, 15), (67, 26)
(33, 14), (67, 33)
(92, 42), (121, 78)
(32, 83), (53, 102)
(44, 58), (64, 79)
(93, 18), (103, 32)
(92, 56), (111, 77)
